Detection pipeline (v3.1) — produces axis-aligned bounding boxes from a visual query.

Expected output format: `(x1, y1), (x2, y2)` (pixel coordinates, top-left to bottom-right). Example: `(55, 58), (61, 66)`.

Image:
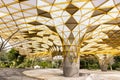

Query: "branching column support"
(0, 29), (19, 52)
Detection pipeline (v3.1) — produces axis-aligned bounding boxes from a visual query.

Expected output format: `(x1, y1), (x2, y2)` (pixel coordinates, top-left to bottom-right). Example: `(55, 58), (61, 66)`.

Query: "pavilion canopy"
(0, 0), (120, 55)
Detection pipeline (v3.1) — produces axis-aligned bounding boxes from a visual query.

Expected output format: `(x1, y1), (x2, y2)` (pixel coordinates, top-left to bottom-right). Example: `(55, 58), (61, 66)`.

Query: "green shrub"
(80, 55), (99, 69)
(39, 60), (52, 68)
(0, 61), (7, 68)
(80, 59), (87, 69)
(112, 62), (120, 70)
(0, 48), (26, 68)
(7, 48), (19, 61)
(0, 51), (7, 61)
(112, 56), (120, 70)
(114, 56), (120, 62)
(16, 58), (33, 68)
(88, 64), (99, 70)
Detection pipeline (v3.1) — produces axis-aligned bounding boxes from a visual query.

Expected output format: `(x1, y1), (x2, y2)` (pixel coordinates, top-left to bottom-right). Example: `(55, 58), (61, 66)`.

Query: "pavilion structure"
(0, 0), (120, 77)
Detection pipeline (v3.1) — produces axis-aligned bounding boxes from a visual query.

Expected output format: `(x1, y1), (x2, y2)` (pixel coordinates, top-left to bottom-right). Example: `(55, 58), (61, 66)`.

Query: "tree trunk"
(63, 52), (80, 77)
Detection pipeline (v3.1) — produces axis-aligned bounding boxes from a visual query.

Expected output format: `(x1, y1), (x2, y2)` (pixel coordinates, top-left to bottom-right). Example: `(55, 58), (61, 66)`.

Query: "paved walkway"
(0, 68), (39, 80)
(23, 69), (120, 80)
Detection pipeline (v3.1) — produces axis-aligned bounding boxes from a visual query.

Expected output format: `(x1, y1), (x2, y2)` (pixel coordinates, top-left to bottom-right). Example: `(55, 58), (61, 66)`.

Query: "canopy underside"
(0, 0), (120, 55)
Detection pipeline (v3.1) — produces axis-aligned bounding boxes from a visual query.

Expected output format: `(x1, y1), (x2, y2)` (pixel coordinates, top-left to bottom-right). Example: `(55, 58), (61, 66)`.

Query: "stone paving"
(23, 69), (120, 80)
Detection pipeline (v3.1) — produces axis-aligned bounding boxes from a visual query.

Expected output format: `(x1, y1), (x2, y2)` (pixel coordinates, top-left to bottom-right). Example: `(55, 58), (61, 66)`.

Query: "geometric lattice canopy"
(0, 0), (120, 55)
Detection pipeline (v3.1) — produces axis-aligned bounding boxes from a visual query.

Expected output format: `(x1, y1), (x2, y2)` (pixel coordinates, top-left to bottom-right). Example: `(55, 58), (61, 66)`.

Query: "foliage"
(39, 60), (51, 68)
(0, 48), (60, 69)
(1, 48), (120, 70)
(114, 56), (120, 63)
(0, 51), (7, 61)
(112, 62), (120, 70)
(80, 56), (99, 69)
(0, 48), (26, 68)
(7, 48), (19, 61)
(16, 58), (33, 68)
(80, 55), (120, 70)
(33, 59), (59, 68)
(88, 64), (99, 70)
(16, 58), (59, 69)
(5, 48), (118, 70)
(112, 56), (120, 70)
(0, 61), (9, 68)
(0, 47), (60, 69)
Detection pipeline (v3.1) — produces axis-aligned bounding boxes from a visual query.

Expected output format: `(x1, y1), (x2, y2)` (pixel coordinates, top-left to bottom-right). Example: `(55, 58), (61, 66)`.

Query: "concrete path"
(0, 68), (39, 80)
(23, 69), (120, 80)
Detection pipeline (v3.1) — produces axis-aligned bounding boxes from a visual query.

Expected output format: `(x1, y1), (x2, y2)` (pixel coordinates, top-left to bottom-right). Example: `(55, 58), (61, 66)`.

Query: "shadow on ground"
(0, 68), (40, 80)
